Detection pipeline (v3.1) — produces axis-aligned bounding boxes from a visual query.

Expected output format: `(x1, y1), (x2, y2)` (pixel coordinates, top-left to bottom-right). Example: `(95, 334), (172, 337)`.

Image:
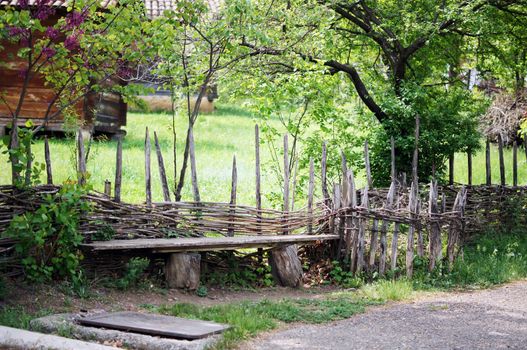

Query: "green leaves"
(2, 183), (90, 283)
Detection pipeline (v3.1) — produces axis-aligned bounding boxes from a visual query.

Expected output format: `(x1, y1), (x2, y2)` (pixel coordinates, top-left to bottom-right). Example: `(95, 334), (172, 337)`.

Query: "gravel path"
(245, 280), (527, 350)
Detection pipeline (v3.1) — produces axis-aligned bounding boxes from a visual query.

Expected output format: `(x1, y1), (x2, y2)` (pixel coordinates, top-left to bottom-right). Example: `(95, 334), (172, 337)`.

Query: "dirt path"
(244, 280), (527, 350)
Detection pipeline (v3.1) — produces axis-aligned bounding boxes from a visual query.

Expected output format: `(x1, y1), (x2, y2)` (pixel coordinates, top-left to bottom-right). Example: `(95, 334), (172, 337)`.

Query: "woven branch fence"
(2, 118), (527, 277)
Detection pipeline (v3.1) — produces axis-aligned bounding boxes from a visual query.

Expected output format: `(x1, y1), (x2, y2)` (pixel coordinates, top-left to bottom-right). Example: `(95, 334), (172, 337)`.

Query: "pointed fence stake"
(77, 130), (86, 186)
(145, 128), (152, 206)
(498, 134), (505, 186)
(307, 158), (315, 234)
(154, 131), (171, 202)
(114, 137), (123, 202)
(228, 155), (237, 237)
(513, 140), (518, 187)
(44, 136), (53, 185)
(283, 134), (290, 235)
(485, 139), (492, 185)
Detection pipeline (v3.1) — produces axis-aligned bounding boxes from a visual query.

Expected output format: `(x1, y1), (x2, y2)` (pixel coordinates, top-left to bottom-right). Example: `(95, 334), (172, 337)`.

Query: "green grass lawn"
(450, 142), (527, 185)
(0, 105), (285, 206)
(2, 107), (527, 205)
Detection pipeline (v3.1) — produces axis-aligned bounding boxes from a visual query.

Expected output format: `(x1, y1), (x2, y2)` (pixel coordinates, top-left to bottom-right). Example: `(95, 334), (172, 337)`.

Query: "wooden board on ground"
(82, 234), (339, 253)
(78, 311), (229, 340)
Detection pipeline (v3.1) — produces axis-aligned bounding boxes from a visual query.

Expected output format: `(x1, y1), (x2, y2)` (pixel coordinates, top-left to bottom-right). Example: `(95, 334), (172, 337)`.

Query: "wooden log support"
(165, 253), (201, 290)
(485, 139), (492, 185)
(428, 180), (442, 271)
(269, 245), (303, 287)
(228, 155), (237, 237)
(255, 125), (263, 260)
(145, 128), (152, 206)
(283, 134), (290, 235)
(114, 137), (123, 203)
(467, 151), (472, 186)
(77, 130), (87, 186)
(104, 180), (111, 198)
(498, 134), (505, 186)
(44, 136), (53, 185)
(513, 141), (518, 187)
(307, 158), (315, 234)
(448, 154), (454, 185)
(321, 142), (329, 203)
(379, 181), (395, 276)
(188, 128), (200, 202)
(154, 131), (171, 202)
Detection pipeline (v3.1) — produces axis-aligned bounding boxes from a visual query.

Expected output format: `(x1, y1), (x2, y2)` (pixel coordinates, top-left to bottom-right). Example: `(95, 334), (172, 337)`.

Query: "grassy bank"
(0, 106), (284, 206)
(2, 106), (527, 205)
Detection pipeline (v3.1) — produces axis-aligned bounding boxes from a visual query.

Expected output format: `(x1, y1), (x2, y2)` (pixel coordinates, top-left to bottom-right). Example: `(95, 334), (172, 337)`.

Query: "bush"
(2, 183), (90, 282)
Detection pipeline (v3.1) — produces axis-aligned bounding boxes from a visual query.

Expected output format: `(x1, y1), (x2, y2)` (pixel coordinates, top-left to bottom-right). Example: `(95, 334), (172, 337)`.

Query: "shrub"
(3, 183), (90, 282)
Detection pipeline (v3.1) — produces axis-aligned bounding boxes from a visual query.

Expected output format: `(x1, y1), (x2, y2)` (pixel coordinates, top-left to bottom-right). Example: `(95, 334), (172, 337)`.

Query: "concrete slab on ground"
(78, 311), (229, 340)
(31, 313), (221, 350)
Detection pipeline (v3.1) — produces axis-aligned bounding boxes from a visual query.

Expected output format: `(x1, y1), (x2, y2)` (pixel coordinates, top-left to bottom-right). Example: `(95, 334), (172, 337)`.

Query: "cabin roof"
(0, 0), (221, 18)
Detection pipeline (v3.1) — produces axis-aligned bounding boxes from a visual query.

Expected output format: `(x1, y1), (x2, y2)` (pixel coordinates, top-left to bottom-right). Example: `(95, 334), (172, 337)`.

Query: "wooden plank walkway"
(82, 234), (339, 253)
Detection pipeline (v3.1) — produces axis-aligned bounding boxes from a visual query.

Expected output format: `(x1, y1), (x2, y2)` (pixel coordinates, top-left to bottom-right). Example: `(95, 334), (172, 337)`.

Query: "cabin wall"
(0, 13), (125, 134)
(0, 14), (87, 131)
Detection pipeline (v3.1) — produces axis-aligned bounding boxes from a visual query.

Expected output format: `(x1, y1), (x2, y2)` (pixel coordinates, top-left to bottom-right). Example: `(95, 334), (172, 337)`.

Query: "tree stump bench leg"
(165, 253), (201, 290)
(269, 245), (303, 288)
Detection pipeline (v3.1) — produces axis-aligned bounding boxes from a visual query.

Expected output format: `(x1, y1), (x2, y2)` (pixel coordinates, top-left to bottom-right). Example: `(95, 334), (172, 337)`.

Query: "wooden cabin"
(0, 0), (126, 137)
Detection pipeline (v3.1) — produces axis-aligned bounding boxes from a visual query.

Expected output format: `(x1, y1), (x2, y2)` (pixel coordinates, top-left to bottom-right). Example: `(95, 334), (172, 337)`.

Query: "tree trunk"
(269, 245), (303, 287)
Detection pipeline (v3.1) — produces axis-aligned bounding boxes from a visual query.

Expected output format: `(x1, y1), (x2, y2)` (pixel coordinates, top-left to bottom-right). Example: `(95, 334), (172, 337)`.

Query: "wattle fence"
(1, 118), (527, 277)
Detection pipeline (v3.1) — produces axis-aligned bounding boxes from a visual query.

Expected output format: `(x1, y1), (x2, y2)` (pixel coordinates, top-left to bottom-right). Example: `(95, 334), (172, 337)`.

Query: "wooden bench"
(82, 234), (339, 289)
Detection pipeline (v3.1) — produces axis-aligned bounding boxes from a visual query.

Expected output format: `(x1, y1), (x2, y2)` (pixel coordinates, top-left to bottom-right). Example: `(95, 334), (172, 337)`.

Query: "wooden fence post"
(379, 181), (395, 276)
(333, 183), (342, 258)
(467, 150), (472, 186)
(346, 168), (357, 266)
(104, 180), (111, 198)
(447, 188), (463, 271)
(145, 128), (152, 206)
(77, 130), (86, 186)
(228, 155), (237, 237)
(188, 128), (200, 202)
(43, 136), (53, 185)
(406, 116), (419, 278)
(428, 180), (442, 271)
(283, 134), (290, 235)
(307, 158), (314, 234)
(498, 134), (505, 186)
(154, 131), (171, 202)
(255, 125), (263, 261)
(364, 141), (378, 270)
(485, 139), (492, 185)
(513, 140), (518, 187)
(356, 186), (368, 274)
(114, 137), (123, 203)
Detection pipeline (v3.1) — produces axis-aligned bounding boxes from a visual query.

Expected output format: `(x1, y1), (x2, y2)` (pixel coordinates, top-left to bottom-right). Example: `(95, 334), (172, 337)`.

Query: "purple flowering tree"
(0, 0), (151, 185)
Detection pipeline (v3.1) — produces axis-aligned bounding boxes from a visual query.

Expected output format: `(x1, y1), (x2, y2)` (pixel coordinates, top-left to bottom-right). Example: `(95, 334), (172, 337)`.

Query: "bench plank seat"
(82, 234), (339, 253)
